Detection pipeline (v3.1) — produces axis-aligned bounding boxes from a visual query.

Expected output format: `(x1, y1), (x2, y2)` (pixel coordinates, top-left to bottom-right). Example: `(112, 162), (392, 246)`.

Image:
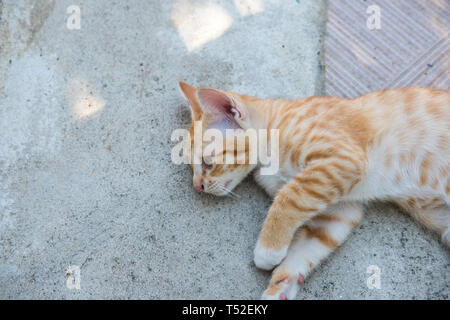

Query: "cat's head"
(178, 81), (261, 196)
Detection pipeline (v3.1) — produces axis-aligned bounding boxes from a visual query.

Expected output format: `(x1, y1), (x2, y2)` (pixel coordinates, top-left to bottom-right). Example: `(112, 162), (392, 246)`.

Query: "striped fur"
(179, 82), (450, 300)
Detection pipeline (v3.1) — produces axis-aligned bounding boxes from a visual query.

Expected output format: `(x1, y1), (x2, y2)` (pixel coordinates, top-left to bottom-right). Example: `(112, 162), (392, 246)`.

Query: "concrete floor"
(0, 0), (448, 299)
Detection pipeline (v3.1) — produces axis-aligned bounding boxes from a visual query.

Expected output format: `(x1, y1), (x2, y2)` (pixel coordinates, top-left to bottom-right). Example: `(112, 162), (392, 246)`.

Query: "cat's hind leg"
(397, 198), (450, 246)
(261, 202), (363, 300)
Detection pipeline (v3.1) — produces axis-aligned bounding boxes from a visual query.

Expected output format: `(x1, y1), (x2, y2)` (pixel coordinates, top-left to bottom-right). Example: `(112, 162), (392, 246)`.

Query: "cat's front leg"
(262, 202), (364, 299)
(254, 161), (363, 270)
(253, 185), (326, 270)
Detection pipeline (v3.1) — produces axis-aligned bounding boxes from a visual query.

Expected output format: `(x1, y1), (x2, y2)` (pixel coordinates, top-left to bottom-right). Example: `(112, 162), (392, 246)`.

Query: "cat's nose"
(193, 176), (204, 192)
(194, 184), (204, 192)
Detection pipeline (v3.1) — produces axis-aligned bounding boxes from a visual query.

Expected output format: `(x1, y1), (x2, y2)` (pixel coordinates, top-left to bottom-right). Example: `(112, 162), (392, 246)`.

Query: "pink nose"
(195, 184), (204, 192)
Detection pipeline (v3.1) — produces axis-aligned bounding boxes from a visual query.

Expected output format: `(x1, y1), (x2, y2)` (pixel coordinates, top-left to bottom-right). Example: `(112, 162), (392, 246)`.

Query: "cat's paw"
(253, 241), (288, 270)
(261, 272), (304, 300)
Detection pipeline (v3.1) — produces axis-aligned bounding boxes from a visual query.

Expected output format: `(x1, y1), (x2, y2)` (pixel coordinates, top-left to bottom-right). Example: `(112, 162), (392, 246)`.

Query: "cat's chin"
(209, 186), (236, 197)
(209, 190), (230, 197)
(211, 193), (228, 197)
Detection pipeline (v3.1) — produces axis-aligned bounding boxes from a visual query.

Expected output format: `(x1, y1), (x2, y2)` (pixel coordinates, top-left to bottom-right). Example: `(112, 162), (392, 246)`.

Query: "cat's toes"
(253, 242), (288, 270)
(261, 273), (303, 300)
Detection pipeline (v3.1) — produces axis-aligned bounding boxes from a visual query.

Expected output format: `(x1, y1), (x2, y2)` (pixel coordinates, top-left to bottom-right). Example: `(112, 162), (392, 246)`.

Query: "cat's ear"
(197, 88), (246, 128)
(179, 81), (202, 121)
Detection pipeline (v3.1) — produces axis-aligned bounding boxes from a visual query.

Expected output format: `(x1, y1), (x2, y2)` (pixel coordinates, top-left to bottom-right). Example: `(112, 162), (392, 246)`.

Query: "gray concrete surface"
(0, 0), (448, 300)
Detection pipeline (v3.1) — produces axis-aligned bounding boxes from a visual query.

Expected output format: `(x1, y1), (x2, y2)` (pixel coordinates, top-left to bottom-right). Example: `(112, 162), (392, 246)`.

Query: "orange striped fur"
(179, 82), (450, 300)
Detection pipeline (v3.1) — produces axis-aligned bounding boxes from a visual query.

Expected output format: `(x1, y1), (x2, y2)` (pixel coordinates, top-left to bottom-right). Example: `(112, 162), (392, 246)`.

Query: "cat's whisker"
(210, 181), (237, 199)
(225, 192), (240, 200)
(212, 182), (232, 197)
(226, 192), (240, 200)
(217, 183), (240, 199)
(209, 181), (220, 193)
(226, 189), (240, 199)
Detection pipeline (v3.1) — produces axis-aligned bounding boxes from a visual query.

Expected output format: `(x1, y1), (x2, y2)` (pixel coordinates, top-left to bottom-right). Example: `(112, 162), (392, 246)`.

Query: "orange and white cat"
(178, 81), (450, 300)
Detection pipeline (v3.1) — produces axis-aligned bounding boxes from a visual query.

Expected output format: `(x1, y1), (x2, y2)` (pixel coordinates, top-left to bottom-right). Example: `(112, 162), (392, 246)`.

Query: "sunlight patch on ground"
(172, 0), (233, 52)
(234, 0), (264, 16)
(68, 78), (106, 120)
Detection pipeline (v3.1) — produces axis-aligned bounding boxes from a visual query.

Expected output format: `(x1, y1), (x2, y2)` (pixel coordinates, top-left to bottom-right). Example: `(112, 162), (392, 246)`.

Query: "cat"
(178, 81), (450, 300)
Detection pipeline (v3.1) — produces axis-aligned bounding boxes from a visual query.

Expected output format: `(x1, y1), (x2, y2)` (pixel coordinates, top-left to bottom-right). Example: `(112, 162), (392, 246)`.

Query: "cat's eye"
(202, 158), (214, 170)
